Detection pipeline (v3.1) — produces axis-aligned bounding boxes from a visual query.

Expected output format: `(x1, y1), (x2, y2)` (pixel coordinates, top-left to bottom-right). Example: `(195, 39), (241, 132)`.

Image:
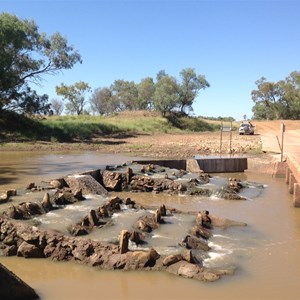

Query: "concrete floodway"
(255, 120), (300, 207)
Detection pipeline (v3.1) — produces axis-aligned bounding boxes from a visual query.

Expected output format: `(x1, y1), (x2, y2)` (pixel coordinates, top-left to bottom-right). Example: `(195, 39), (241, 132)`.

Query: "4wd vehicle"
(239, 122), (255, 135)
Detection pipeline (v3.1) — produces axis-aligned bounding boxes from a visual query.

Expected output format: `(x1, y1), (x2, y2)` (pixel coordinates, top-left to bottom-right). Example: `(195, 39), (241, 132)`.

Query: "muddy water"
(1, 151), (300, 299)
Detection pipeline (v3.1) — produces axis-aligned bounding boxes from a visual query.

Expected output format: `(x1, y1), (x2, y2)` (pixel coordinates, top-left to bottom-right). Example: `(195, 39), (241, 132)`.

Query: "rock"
(190, 225), (212, 240)
(163, 254), (182, 266)
(0, 190), (17, 204)
(196, 210), (212, 229)
(81, 210), (99, 228)
(159, 204), (167, 216)
(155, 209), (162, 223)
(18, 202), (43, 217)
(64, 174), (108, 196)
(54, 191), (78, 205)
(178, 261), (201, 278)
(167, 260), (202, 279)
(119, 230), (131, 254)
(5, 206), (23, 219)
(180, 235), (210, 251)
(129, 231), (143, 245)
(135, 214), (159, 233)
(102, 170), (125, 191)
(68, 224), (89, 236)
(26, 183), (36, 190)
(181, 249), (192, 263)
(50, 178), (66, 189)
(125, 248), (160, 270)
(41, 192), (52, 212)
(17, 241), (44, 258)
(73, 189), (85, 200)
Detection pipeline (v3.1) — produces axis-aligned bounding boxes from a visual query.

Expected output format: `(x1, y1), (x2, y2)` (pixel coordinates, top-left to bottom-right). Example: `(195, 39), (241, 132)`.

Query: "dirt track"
(254, 120), (300, 155)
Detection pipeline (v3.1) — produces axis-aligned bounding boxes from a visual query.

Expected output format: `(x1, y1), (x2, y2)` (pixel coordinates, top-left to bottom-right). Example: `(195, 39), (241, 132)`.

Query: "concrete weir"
(285, 154), (300, 207)
(133, 156), (248, 173)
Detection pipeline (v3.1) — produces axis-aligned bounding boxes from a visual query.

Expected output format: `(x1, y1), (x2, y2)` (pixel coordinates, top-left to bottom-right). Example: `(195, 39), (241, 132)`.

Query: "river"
(1, 151), (300, 300)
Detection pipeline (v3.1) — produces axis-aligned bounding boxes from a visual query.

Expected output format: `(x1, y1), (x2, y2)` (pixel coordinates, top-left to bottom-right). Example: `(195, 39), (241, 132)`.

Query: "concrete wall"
(197, 157), (248, 173)
(285, 154), (300, 207)
(133, 158), (248, 173)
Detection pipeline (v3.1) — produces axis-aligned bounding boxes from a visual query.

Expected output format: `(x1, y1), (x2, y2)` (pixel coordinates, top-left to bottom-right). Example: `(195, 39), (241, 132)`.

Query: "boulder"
(125, 248), (160, 270)
(190, 225), (212, 240)
(102, 170), (126, 191)
(41, 192), (52, 212)
(50, 178), (66, 189)
(17, 241), (44, 258)
(163, 254), (182, 266)
(64, 174), (108, 196)
(180, 235), (211, 251)
(119, 230), (130, 254)
(54, 191), (78, 205)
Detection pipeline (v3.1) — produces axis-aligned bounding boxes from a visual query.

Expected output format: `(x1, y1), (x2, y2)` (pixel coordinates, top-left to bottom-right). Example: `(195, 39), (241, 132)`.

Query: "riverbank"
(0, 131), (261, 159)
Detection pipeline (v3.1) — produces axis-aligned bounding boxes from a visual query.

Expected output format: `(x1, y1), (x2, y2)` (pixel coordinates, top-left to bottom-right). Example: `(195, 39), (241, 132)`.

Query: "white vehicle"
(239, 122), (255, 135)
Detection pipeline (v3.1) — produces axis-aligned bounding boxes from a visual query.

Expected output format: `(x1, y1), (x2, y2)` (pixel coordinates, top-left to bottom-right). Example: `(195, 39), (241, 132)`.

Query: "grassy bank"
(0, 111), (227, 142)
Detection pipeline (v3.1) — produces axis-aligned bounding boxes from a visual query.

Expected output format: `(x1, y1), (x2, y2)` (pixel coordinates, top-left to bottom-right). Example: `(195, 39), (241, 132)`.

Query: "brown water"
(1, 151), (300, 300)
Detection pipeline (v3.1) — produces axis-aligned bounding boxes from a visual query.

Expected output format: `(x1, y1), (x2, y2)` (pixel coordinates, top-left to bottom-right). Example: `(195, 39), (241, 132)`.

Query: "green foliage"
(153, 75), (179, 116)
(251, 71), (300, 120)
(89, 68), (210, 117)
(177, 68), (210, 114)
(110, 80), (139, 111)
(0, 13), (81, 114)
(56, 81), (91, 115)
(166, 113), (219, 131)
(0, 110), (221, 143)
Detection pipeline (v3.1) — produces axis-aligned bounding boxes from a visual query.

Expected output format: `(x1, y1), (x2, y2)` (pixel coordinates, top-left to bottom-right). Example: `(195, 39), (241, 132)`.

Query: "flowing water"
(1, 151), (300, 300)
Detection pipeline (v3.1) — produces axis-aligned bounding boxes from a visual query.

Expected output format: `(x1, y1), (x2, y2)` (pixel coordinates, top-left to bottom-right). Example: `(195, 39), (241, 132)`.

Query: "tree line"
(1, 13), (300, 120)
(54, 68), (209, 116)
(251, 71), (300, 120)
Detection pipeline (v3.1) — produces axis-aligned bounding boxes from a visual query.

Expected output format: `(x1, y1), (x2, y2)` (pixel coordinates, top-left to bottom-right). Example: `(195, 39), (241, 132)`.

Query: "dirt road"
(254, 120), (300, 156)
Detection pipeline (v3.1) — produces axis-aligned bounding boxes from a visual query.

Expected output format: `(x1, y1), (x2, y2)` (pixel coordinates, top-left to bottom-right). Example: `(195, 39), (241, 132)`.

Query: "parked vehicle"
(239, 122), (255, 135)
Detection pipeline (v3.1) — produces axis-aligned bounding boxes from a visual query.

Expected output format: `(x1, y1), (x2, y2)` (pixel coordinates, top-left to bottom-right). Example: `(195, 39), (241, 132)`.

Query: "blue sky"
(1, 0), (300, 120)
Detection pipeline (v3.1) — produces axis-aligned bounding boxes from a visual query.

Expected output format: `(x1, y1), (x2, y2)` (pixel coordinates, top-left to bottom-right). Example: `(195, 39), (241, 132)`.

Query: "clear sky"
(1, 0), (300, 120)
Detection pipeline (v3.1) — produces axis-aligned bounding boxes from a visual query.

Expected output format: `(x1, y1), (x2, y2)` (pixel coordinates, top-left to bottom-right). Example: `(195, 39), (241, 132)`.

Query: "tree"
(137, 77), (155, 110)
(3, 86), (50, 115)
(153, 75), (179, 116)
(177, 68), (210, 114)
(51, 98), (64, 115)
(56, 81), (91, 115)
(0, 13), (81, 114)
(251, 77), (286, 119)
(90, 87), (115, 115)
(250, 74), (300, 120)
(156, 70), (167, 81)
(110, 80), (139, 111)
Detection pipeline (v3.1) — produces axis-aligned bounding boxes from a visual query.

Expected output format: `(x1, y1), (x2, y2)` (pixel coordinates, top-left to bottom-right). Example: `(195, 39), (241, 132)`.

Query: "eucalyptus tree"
(177, 68), (210, 114)
(56, 81), (91, 115)
(137, 77), (155, 110)
(0, 13), (81, 114)
(51, 98), (64, 115)
(110, 80), (139, 111)
(251, 77), (290, 120)
(153, 75), (179, 116)
(90, 87), (117, 115)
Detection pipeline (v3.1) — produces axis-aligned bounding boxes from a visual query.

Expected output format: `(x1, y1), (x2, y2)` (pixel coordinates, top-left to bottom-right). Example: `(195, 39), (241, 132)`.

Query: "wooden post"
(229, 121), (232, 154)
(281, 123), (285, 162)
(220, 121), (223, 153)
